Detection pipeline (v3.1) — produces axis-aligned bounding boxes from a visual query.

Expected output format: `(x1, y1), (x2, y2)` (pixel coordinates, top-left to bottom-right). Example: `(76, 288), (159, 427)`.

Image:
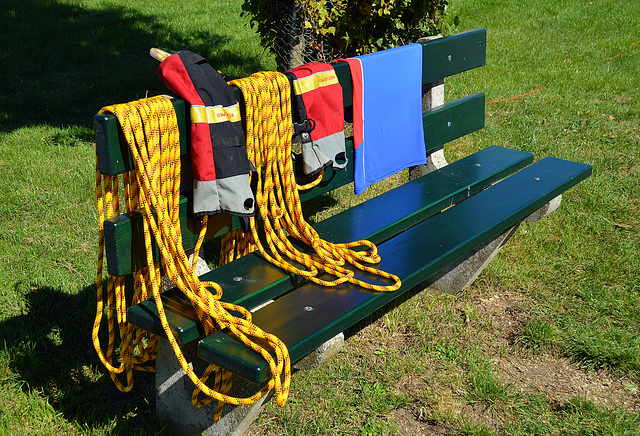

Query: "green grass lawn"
(1, 0), (639, 434)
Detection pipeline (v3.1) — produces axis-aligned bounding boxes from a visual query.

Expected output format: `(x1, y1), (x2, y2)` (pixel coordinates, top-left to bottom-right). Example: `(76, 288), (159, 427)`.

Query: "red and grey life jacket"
(285, 62), (347, 177)
(158, 50), (255, 219)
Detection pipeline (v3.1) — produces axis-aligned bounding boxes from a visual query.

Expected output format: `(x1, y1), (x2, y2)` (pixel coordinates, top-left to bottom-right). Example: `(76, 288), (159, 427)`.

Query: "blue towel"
(345, 44), (427, 194)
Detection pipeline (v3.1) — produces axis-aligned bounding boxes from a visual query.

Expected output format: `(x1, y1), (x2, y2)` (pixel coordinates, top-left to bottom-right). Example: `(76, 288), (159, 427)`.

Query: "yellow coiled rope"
(94, 72), (402, 420)
(94, 96), (291, 420)
(224, 71), (402, 292)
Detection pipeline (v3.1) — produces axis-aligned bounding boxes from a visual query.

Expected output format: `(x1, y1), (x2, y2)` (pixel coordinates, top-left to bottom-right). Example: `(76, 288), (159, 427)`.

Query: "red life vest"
(158, 51), (255, 219)
(285, 62), (347, 176)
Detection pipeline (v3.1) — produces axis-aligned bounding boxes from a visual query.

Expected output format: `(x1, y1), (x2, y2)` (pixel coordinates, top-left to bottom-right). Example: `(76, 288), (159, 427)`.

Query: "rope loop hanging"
(94, 96), (291, 421)
(93, 70), (401, 422)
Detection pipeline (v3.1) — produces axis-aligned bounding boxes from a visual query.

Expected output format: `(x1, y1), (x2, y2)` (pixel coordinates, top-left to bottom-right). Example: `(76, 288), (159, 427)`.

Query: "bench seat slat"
(198, 156), (592, 383)
(127, 145), (533, 345)
(128, 254), (301, 345)
(312, 145), (530, 244)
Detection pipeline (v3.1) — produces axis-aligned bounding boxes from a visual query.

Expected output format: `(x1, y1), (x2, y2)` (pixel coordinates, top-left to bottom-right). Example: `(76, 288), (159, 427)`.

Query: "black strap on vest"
(284, 71), (315, 144)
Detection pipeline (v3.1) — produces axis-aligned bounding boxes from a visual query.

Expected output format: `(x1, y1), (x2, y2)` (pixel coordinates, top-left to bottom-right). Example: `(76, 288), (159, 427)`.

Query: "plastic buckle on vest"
(292, 118), (315, 144)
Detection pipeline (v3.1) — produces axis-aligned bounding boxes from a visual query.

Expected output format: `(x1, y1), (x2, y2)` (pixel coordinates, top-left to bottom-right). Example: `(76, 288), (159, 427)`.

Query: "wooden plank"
(128, 253), (303, 345)
(95, 98), (188, 176)
(313, 145), (530, 245)
(198, 157), (592, 383)
(104, 196), (201, 277)
(127, 146), (533, 343)
(423, 93), (485, 150)
(421, 29), (486, 83)
(333, 29), (487, 106)
(298, 139), (354, 202)
(94, 111), (132, 176)
(332, 62), (353, 108)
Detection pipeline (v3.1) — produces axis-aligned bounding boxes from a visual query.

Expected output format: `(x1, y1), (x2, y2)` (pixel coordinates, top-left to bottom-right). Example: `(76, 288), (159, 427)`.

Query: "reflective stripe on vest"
(292, 70), (340, 95)
(190, 103), (241, 124)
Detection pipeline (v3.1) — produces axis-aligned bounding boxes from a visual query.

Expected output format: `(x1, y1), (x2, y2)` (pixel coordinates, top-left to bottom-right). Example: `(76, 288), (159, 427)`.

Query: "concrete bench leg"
(524, 195), (562, 222)
(157, 253), (278, 434)
(293, 333), (344, 371)
(155, 255), (348, 434)
(426, 223), (520, 295)
(155, 333), (345, 435)
(155, 338), (272, 436)
(158, 253), (275, 435)
(426, 195), (563, 295)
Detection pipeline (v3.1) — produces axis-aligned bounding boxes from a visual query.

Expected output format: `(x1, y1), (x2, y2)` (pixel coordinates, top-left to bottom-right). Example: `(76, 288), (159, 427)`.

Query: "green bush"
(242, 0), (457, 69)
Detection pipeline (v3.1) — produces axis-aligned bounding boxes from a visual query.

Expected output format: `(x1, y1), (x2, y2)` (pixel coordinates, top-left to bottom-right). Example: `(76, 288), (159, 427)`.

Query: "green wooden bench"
(94, 29), (592, 435)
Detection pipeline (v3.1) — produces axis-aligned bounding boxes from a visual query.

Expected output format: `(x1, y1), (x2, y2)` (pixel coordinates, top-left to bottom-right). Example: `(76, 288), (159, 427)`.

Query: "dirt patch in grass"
(389, 408), (457, 436)
(497, 354), (640, 411)
(248, 288), (640, 434)
(471, 289), (640, 412)
(470, 291), (531, 347)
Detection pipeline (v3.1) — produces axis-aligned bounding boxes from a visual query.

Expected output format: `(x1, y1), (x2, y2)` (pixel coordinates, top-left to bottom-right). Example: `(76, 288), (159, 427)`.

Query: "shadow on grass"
(0, 0), (267, 132)
(0, 283), (171, 433)
(302, 193), (340, 225)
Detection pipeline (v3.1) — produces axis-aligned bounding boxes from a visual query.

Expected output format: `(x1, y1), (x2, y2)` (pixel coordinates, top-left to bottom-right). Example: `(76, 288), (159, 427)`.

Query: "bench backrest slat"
(332, 28), (486, 107)
(424, 92), (486, 150)
(95, 99), (188, 176)
(421, 29), (487, 83)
